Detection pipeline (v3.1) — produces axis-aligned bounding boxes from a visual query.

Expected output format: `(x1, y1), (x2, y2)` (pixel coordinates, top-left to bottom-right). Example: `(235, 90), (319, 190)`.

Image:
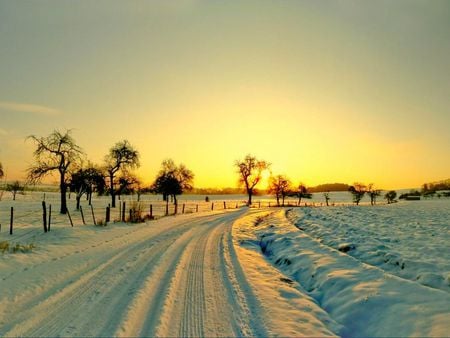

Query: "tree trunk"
(173, 194), (177, 206)
(60, 178), (68, 214)
(247, 189), (253, 206)
(110, 173), (116, 208)
(276, 195), (280, 207)
(76, 194), (81, 210)
(282, 195), (285, 206)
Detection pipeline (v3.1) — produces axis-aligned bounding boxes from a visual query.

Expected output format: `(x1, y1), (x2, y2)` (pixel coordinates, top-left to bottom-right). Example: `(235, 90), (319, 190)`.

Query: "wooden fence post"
(42, 201), (47, 233)
(182, 203), (185, 214)
(80, 205), (86, 225)
(10, 207), (13, 235)
(174, 203), (178, 215)
(165, 202), (169, 216)
(223, 201), (226, 210)
(235, 202), (238, 209)
(106, 206), (110, 223)
(129, 209), (132, 222)
(67, 209), (74, 227)
(48, 204), (52, 231)
(196, 204), (199, 212)
(150, 204), (153, 219)
(122, 202), (126, 222)
(90, 204), (96, 225)
(258, 201), (261, 208)
(211, 202), (214, 211)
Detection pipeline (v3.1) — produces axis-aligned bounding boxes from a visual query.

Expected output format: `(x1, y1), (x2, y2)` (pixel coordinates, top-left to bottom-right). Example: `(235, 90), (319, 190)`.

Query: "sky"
(0, 0), (449, 190)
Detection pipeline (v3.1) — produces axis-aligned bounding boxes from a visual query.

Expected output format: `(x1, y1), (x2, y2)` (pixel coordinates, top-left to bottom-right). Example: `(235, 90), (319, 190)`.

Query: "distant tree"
(268, 175), (291, 206)
(323, 191), (330, 206)
(367, 184), (381, 205)
(69, 165), (105, 209)
(292, 183), (312, 206)
(116, 173), (141, 198)
(348, 183), (367, 205)
(151, 159), (194, 206)
(235, 155), (270, 206)
(27, 130), (83, 214)
(6, 180), (25, 200)
(384, 190), (397, 204)
(104, 140), (140, 208)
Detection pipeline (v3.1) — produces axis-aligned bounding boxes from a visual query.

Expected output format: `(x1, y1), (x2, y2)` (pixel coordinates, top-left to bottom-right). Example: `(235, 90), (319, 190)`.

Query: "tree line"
(4, 131), (444, 214)
(0, 130), (194, 214)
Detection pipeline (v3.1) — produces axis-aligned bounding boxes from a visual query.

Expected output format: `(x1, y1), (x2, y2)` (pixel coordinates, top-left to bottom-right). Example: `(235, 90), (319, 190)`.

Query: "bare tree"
(104, 140), (140, 208)
(6, 180), (25, 201)
(268, 175), (291, 206)
(323, 191), (330, 206)
(151, 159), (194, 206)
(69, 165), (105, 209)
(235, 155), (270, 206)
(348, 183), (367, 205)
(367, 183), (381, 205)
(27, 130), (83, 214)
(292, 183), (311, 206)
(384, 190), (397, 204)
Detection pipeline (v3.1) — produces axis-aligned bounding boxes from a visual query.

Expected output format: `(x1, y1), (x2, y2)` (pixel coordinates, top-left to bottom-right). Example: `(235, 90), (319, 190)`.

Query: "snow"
(1, 193), (449, 337)
(239, 202), (450, 337)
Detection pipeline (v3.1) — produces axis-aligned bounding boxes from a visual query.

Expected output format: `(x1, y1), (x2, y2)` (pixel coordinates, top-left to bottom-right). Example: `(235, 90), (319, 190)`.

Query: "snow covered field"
(0, 196), (449, 337)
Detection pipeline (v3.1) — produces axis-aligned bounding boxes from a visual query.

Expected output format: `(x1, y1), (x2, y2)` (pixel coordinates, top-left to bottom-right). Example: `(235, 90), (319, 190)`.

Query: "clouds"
(0, 101), (61, 116)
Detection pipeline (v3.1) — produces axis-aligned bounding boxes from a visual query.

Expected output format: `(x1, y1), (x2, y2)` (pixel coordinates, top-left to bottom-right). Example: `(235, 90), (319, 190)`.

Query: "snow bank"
(237, 208), (450, 337)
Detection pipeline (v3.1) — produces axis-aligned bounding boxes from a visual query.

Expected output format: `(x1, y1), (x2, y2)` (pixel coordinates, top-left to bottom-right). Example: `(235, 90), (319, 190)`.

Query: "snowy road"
(0, 209), (336, 337)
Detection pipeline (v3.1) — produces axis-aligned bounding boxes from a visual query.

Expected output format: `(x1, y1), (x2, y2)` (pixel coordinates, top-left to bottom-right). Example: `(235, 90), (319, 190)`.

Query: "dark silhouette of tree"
(151, 159), (194, 206)
(348, 183), (367, 205)
(116, 173), (141, 199)
(367, 183), (381, 205)
(268, 175), (291, 206)
(292, 183), (312, 206)
(104, 140), (139, 208)
(6, 180), (25, 200)
(69, 165), (105, 209)
(384, 190), (397, 204)
(323, 191), (330, 206)
(235, 154), (270, 206)
(27, 130), (83, 214)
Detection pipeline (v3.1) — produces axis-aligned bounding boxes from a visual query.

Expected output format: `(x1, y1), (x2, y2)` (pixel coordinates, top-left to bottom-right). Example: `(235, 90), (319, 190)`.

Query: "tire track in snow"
(156, 210), (268, 337)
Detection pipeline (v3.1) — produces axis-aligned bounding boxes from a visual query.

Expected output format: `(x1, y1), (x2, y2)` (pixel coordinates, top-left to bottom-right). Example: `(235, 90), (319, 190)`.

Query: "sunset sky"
(0, 0), (449, 189)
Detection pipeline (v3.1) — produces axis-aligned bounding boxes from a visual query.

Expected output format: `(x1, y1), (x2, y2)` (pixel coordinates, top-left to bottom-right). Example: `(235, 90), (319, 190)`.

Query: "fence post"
(236, 202), (238, 209)
(150, 204), (153, 219)
(67, 209), (74, 227)
(106, 206), (110, 223)
(48, 204), (52, 231)
(196, 204), (199, 212)
(129, 209), (132, 222)
(122, 202), (126, 222)
(42, 201), (47, 233)
(165, 203), (169, 216)
(90, 204), (96, 225)
(211, 202), (214, 211)
(10, 207), (13, 235)
(223, 201), (226, 210)
(182, 203), (185, 214)
(258, 201), (261, 208)
(80, 205), (86, 225)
